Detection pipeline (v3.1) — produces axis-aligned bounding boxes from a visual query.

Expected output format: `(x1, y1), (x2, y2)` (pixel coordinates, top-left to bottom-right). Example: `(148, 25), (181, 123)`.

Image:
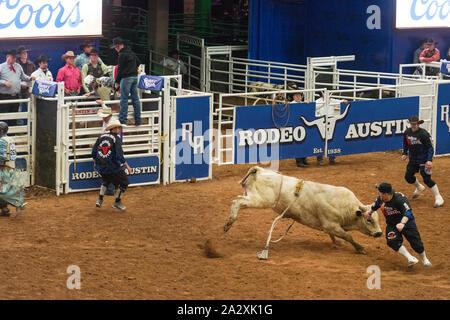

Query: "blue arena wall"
(249, 0), (449, 73)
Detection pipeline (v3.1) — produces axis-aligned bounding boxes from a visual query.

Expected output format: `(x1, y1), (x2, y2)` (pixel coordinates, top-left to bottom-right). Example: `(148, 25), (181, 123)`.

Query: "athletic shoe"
(317, 160), (325, 166)
(329, 158), (336, 165)
(96, 198), (103, 208)
(412, 184), (425, 198)
(422, 259), (433, 267)
(407, 256), (419, 267)
(0, 207), (10, 217)
(433, 195), (444, 208)
(112, 201), (126, 211)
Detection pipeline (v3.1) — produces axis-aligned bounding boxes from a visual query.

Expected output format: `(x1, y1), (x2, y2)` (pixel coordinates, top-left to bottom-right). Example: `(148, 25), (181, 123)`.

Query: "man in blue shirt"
(365, 182), (432, 268)
(92, 120), (132, 211)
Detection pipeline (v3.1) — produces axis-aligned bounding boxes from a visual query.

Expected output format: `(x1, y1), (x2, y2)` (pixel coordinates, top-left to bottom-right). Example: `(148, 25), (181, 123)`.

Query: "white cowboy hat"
(106, 119), (126, 131)
(97, 107), (112, 118)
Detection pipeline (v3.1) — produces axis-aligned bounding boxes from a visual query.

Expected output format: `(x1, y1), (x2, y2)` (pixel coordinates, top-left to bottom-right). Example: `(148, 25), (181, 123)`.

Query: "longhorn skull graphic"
(300, 104), (351, 140)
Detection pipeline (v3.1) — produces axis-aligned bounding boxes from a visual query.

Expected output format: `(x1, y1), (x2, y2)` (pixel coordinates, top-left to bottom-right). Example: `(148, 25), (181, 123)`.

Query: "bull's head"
(355, 206), (382, 238)
(300, 104), (351, 140)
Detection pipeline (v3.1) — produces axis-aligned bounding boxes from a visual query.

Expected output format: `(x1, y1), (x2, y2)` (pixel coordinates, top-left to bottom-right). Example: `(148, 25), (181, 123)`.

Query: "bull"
(224, 166), (382, 260)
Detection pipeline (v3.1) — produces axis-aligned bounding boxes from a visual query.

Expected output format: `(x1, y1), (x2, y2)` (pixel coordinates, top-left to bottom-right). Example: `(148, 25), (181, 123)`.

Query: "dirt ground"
(0, 150), (449, 300)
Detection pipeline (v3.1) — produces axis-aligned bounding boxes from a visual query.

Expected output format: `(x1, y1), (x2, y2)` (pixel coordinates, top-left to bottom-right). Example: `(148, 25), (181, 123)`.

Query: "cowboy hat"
(61, 51), (76, 61)
(408, 115), (424, 124)
(97, 107), (112, 118)
(79, 40), (94, 50)
(17, 46), (30, 55)
(4, 49), (18, 56)
(106, 119), (126, 131)
(35, 54), (50, 65)
(110, 37), (124, 49)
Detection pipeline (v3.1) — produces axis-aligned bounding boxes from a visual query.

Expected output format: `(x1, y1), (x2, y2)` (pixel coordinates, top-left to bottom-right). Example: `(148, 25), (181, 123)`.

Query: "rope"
(271, 92), (290, 129)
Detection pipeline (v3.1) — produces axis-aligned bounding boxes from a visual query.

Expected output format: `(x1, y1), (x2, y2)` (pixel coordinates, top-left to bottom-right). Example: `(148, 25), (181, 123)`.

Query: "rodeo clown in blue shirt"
(402, 115), (444, 208)
(365, 182), (432, 268)
(92, 119), (132, 211)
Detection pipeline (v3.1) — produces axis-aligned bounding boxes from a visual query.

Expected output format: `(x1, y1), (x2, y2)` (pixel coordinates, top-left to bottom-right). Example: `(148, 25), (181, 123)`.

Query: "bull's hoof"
(257, 249), (269, 260)
(356, 248), (367, 255)
(223, 223), (232, 232)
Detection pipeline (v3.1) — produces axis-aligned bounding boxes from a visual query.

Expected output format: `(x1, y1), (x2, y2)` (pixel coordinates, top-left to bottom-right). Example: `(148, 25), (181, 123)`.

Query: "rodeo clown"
(402, 115), (444, 208)
(0, 122), (26, 217)
(365, 182), (432, 268)
(92, 119), (132, 211)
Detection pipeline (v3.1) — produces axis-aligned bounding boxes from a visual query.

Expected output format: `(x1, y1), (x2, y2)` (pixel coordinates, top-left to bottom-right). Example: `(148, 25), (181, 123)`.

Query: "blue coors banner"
(435, 83), (450, 156)
(32, 80), (58, 97)
(173, 95), (212, 181)
(69, 156), (160, 191)
(234, 97), (420, 164)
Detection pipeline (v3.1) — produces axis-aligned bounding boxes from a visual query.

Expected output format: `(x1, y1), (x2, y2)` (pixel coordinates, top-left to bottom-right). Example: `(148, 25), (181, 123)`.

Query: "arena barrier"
(0, 96), (34, 187)
(30, 74), (213, 195)
(214, 80), (450, 166)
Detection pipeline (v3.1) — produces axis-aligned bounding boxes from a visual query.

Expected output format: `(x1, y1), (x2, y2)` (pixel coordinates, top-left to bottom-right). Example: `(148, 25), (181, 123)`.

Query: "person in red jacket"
(419, 39), (440, 76)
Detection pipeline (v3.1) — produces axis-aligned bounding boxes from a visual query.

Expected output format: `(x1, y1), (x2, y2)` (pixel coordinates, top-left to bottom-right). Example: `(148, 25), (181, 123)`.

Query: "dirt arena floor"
(0, 150), (449, 300)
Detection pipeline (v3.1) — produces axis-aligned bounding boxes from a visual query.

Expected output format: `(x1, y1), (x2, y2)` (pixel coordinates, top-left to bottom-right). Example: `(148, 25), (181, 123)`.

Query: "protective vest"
(87, 62), (105, 78)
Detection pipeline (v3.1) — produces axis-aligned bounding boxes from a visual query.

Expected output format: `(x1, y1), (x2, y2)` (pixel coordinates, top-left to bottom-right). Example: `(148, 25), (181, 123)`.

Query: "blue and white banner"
(441, 61), (450, 75)
(173, 95), (212, 182)
(0, 0), (102, 39)
(138, 75), (164, 91)
(435, 83), (450, 155)
(234, 97), (420, 163)
(69, 156), (160, 191)
(31, 80), (58, 97)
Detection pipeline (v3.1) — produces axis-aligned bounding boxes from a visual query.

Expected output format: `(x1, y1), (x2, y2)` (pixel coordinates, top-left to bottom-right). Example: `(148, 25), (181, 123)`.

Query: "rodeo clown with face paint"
(402, 115), (444, 208)
(0, 122), (27, 217)
(365, 183), (432, 268)
(92, 120), (132, 211)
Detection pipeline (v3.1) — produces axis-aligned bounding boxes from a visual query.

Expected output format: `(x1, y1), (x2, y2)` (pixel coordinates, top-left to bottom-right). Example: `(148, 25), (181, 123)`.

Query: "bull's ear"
(356, 210), (362, 217)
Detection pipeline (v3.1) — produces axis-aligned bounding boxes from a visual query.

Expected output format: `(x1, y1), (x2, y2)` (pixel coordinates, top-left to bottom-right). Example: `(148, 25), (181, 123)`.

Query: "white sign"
(0, 0), (102, 39)
(396, 0), (450, 28)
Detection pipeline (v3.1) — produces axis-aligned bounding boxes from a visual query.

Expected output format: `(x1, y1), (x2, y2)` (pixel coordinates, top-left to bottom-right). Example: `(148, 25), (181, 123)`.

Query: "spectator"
(419, 39), (440, 76)
(161, 49), (187, 75)
(74, 40), (103, 71)
(81, 48), (109, 94)
(56, 51), (82, 96)
(110, 37), (142, 125)
(315, 92), (348, 165)
(16, 46), (35, 126)
(31, 55), (53, 81)
(0, 49), (35, 125)
(290, 92), (311, 167)
(412, 39), (427, 75)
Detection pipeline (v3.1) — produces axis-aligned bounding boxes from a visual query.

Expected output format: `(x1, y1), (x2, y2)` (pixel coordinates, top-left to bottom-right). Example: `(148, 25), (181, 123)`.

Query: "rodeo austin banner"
(233, 96), (420, 164)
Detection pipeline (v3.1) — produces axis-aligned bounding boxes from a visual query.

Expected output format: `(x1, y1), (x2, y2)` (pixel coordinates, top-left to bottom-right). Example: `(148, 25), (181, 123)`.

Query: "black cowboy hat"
(17, 46), (30, 55)
(35, 54), (50, 64)
(4, 49), (18, 56)
(79, 40), (94, 50)
(88, 48), (100, 56)
(110, 37), (124, 49)
(408, 115), (424, 125)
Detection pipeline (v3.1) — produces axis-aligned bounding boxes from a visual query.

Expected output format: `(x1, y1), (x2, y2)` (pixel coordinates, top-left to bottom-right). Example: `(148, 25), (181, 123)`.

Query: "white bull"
(224, 166), (382, 260)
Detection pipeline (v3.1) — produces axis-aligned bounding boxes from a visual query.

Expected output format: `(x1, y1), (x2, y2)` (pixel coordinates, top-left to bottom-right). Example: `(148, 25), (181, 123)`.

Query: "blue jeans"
(119, 76), (141, 124)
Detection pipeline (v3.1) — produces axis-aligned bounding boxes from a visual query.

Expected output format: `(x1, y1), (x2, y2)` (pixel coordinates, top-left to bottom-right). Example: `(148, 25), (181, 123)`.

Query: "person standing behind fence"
(81, 48), (109, 94)
(110, 37), (142, 126)
(0, 49), (35, 126)
(419, 39), (440, 76)
(402, 116), (444, 208)
(31, 55), (53, 81)
(315, 91), (348, 165)
(92, 119), (132, 211)
(56, 51), (82, 96)
(412, 39), (427, 75)
(16, 46), (35, 126)
(74, 40), (103, 71)
(290, 92), (311, 167)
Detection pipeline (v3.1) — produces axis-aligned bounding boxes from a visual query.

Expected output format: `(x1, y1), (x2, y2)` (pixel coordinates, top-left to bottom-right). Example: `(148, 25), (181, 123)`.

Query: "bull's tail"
(239, 166), (259, 186)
